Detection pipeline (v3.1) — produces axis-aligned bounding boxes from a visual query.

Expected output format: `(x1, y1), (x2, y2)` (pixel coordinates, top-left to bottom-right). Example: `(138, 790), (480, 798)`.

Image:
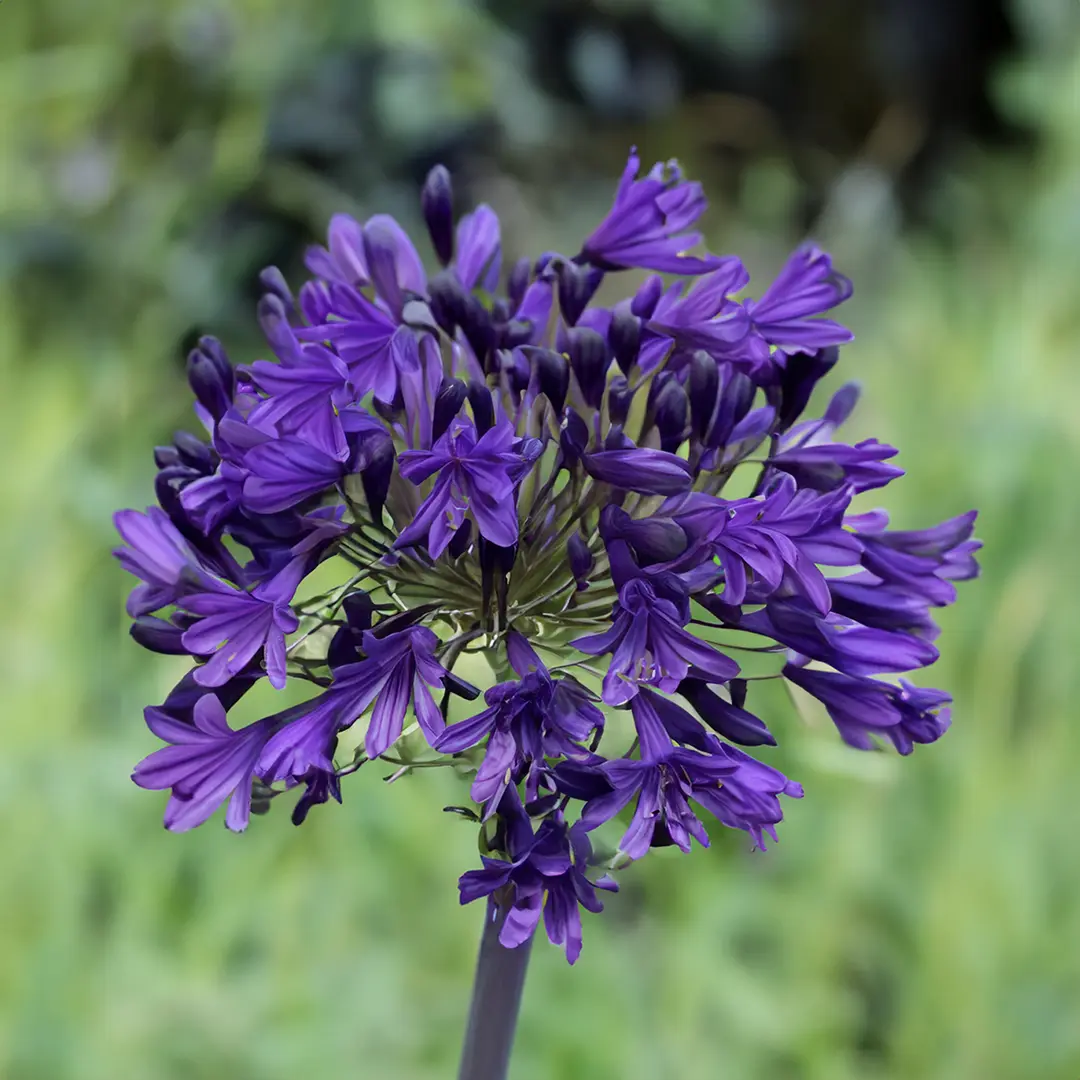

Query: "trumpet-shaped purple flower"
(458, 791), (616, 964)
(396, 415), (523, 556)
(578, 690), (803, 855)
(745, 244), (854, 352)
(329, 625), (448, 758)
(133, 693), (273, 832)
(849, 509), (980, 604)
(436, 633), (603, 814)
(246, 301), (353, 460)
(768, 437), (903, 494)
(572, 577), (738, 705)
(639, 260), (765, 375)
(581, 150), (724, 274)
(783, 662), (951, 754)
(180, 557), (305, 690)
(113, 506), (203, 616)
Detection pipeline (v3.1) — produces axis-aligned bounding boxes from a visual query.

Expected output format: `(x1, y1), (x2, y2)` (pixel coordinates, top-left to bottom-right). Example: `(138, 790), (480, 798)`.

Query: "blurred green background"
(3, 1), (1080, 1077)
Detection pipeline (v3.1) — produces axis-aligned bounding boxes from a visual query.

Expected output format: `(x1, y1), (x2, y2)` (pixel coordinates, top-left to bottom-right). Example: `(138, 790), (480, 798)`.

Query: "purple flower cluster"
(115, 150), (979, 962)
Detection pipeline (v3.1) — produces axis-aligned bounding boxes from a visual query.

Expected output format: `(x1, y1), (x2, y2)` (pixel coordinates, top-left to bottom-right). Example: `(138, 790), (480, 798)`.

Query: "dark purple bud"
(630, 274), (664, 318)
(370, 603), (442, 639)
(130, 615), (190, 655)
(467, 382), (495, 434)
(824, 381), (860, 426)
(186, 345), (234, 422)
(448, 519), (473, 558)
(552, 760), (613, 801)
(689, 351), (719, 439)
(498, 320), (535, 350)
(460, 295), (496, 369)
(498, 349), (531, 395)
(528, 347), (570, 414)
(653, 378), (688, 453)
(360, 438), (395, 521)
(197, 335), (233, 385)
(443, 672), (482, 700)
(607, 374), (633, 427)
(507, 257), (531, 309)
(258, 266), (295, 316)
(433, 377), (468, 442)
(775, 346), (839, 432)
(328, 626), (362, 669)
(729, 677), (748, 710)
(173, 431), (215, 472)
(328, 591), (376, 668)
(154, 445), (180, 469)
(678, 679), (776, 746)
(557, 261), (604, 326)
(609, 301), (642, 374)
(709, 369), (756, 448)
(534, 251), (558, 277)
(583, 447), (693, 495)
(560, 408), (590, 464)
(427, 269), (469, 334)
(157, 665), (264, 722)
(566, 327), (611, 409)
(342, 592), (376, 633)
(291, 771), (342, 826)
(599, 504), (688, 564)
(256, 293), (291, 350)
(421, 164), (454, 266)
(373, 394), (403, 424)
(568, 532), (594, 589)
(479, 537), (518, 577)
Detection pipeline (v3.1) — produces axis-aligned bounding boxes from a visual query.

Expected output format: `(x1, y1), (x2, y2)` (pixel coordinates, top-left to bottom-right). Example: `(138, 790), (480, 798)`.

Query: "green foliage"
(2, 2), (1079, 1077)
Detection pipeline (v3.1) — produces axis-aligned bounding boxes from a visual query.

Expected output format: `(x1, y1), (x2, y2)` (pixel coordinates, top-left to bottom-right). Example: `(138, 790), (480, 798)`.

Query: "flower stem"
(457, 895), (533, 1080)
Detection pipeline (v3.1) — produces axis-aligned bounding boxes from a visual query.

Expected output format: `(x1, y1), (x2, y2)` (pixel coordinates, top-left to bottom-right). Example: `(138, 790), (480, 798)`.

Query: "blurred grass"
(3, 3), (1080, 1079)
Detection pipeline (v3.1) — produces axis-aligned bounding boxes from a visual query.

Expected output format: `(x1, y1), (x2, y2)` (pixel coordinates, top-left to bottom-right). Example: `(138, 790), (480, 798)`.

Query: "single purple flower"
(305, 213), (370, 288)
(329, 625), (448, 757)
(578, 689), (802, 855)
(581, 149), (724, 274)
(849, 509), (980, 605)
(436, 633), (603, 814)
(296, 287), (408, 404)
(639, 261), (765, 374)
(180, 556), (305, 690)
(240, 436), (348, 515)
(133, 693), (273, 832)
(768, 438), (903, 494)
(396, 415), (523, 556)
(745, 244), (854, 353)
(572, 576), (738, 705)
(738, 596), (939, 676)
(361, 214), (427, 319)
(458, 790), (616, 964)
(672, 477), (858, 614)
(783, 662), (951, 754)
(113, 506), (205, 617)
(246, 300), (353, 460)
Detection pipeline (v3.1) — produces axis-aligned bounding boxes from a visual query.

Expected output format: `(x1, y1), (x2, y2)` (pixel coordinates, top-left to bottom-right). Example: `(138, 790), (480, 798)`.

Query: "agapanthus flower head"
(116, 151), (979, 963)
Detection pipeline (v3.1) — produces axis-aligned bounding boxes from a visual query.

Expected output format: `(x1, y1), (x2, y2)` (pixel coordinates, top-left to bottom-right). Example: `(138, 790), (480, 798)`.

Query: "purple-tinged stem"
(457, 895), (533, 1080)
